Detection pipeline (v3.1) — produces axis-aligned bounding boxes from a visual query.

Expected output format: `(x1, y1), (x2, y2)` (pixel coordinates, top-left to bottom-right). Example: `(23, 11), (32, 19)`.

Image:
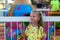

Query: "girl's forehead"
(31, 12), (39, 15)
(31, 12), (38, 14)
(31, 11), (41, 17)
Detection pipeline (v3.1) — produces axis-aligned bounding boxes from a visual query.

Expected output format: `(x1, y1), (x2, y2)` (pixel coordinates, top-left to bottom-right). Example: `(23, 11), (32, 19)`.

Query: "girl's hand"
(19, 23), (24, 37)
(19, 23), (27, 39)
(19, 23), (23, 33)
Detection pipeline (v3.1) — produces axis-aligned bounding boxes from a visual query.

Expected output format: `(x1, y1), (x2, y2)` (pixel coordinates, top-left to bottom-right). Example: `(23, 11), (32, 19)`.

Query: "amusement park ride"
(0, 0), (60, 40)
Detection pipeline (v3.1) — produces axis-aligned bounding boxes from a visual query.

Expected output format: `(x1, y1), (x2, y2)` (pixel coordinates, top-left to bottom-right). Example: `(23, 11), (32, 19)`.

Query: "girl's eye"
(33, 16), (35, 17)
(30, 15), (36, 18)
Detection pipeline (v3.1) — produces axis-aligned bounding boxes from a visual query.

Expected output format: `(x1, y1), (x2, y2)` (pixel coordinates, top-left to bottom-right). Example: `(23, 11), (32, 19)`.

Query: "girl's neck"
(30, 22), (38, 27)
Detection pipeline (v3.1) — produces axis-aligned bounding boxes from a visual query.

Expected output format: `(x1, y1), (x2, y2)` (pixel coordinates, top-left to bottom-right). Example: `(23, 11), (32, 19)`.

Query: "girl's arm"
(19, 23), (27, 39)
(19, 23), (25, 37)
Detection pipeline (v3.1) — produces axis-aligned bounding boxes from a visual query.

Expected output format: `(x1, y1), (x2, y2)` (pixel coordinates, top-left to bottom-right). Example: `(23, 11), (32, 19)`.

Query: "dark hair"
(38, 11), (43, 29)
(32, 11), (43, 29)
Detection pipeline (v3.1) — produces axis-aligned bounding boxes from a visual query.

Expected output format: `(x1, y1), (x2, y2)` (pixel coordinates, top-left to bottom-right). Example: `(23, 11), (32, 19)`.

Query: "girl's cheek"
(30, 18), (32, 21)
(30, 18), (33, 21)
(35, 17), (39, 21)
(35, 19), (38, 22)
(30, 18), (35, 22)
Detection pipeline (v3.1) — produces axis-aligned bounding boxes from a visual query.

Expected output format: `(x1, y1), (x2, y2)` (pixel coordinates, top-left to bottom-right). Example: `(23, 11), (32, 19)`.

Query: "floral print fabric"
(25, 24), (45, 40)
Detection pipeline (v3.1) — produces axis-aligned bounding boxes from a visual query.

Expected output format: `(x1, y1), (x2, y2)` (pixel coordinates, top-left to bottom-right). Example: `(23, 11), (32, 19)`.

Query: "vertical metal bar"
(11, 22), (12, 40)
(48, 22), (49, 40)
(4, 22), (6, 40)
(54, 22), (55, 40)
(5, 0), (8, 10)
(17, 22), (18, 40)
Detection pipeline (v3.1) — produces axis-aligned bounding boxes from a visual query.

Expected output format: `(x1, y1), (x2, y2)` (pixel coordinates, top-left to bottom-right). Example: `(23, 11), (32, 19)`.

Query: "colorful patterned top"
(25, 24), (45, 40)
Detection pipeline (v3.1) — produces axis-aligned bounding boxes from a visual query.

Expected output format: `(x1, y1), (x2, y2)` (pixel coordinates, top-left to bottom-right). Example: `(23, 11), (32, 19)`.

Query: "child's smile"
(30, 12), (40, 23)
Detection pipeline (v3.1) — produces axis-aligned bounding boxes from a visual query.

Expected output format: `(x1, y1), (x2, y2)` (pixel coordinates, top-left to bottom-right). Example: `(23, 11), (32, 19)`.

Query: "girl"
(19, 11), (46, 40)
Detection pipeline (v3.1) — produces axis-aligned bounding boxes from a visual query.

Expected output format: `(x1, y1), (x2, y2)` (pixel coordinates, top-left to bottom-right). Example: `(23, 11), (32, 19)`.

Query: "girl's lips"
(30, 18), (34, 21)
(30, 20), (34, 23)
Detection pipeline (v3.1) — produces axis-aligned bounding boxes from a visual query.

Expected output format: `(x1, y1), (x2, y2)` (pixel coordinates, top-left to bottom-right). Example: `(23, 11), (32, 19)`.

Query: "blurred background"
(0, 0), (60, 40)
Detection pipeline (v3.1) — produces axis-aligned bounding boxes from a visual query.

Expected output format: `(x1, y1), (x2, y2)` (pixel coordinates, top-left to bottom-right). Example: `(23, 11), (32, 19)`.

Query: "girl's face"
(30, 12), (40, 23)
